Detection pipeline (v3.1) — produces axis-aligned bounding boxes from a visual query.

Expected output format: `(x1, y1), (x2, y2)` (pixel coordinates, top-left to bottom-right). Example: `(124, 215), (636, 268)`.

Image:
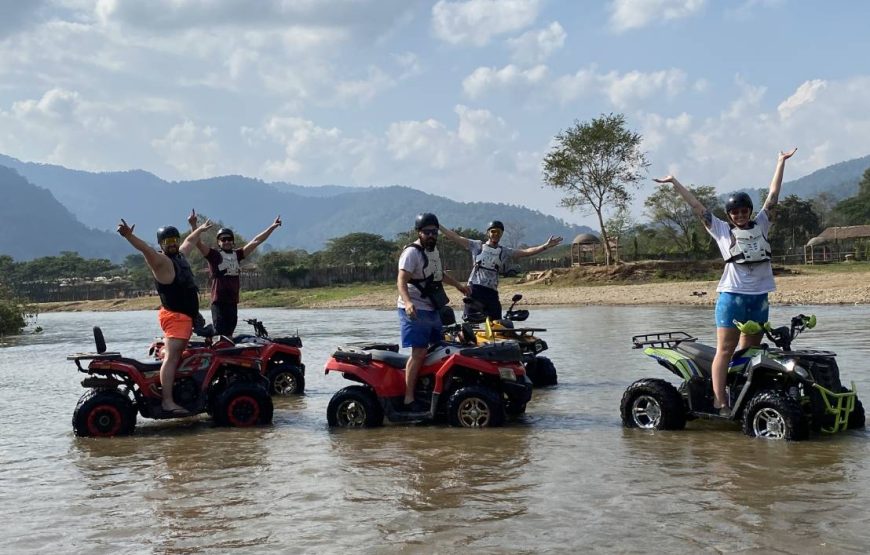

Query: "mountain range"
(2, 151), (868, 262)
(0, 153), (595, 262)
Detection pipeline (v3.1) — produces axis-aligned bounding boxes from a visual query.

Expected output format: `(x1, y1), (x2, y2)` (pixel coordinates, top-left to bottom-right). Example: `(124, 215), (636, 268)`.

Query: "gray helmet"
(156, 226), (180, 243)
(414, 213), (439, 231)
(725, 192), (753, 213)
(487, 220), (505, 232)
(216, 227), (234, 241)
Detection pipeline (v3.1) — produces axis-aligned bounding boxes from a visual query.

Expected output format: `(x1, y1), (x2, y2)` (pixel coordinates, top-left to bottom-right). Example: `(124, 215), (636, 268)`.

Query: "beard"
(423, 236), (437, 251)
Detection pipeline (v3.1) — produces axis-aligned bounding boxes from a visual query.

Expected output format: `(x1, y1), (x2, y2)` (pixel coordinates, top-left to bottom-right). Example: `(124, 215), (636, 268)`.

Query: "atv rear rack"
(632, 331), (696, 349)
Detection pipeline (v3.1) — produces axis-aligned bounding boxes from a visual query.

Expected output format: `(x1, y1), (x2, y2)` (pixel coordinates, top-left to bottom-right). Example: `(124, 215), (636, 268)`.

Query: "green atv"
(621, 314), (864, 441)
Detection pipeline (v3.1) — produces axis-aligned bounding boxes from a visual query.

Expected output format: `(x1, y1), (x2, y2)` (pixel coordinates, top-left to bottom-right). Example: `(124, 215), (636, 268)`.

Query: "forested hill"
(784, 154), (870, 199)
(0, 166), (127, 261)
(0, 154), (594, 257)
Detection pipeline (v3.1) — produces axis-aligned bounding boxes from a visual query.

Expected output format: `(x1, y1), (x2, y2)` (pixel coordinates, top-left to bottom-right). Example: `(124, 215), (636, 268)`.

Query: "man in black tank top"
(117, 218), (212, 415)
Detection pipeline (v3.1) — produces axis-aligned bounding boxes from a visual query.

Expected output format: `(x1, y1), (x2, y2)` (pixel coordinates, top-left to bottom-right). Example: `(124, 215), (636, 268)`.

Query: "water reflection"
(2, 306), (869, 553)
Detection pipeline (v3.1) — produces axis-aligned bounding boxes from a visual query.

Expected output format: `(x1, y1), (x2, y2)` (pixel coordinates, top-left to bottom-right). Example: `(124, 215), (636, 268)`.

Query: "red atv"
(69, 326), (273, 437)
(149, 318), (305, 396)
(323, 328), (532, 428)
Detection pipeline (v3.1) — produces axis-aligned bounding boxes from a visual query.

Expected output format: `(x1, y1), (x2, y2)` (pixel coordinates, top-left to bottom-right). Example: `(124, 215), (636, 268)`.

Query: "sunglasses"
(488, 229), (503, 235)
(160, 237), (180, 246)
(218, 237), (234, 242)
(728, 208), (751, 216)
(420, 229), (439, 236)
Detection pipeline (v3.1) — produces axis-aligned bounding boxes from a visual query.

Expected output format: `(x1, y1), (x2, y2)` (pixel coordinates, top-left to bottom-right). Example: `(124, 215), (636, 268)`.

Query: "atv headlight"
(781, 359), (811, 381)
(498, 367), (517, 381)
(534, 339), (547, 353)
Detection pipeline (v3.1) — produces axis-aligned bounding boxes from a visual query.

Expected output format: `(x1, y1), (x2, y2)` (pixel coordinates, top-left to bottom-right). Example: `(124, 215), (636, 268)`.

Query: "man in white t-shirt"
(654, 147), (797, 416)
(440, 220), (562, 320)
(397, 213), (469, 412)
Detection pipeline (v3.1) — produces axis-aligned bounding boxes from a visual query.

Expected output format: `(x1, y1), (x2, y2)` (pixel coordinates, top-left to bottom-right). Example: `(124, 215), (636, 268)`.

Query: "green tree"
(604, 207), (635, 261)
(258, 250), (311, 283)
(768, 195), (822, 253)
(645, 184), (720, 256)
(322, 232), (396, 268)
(542, 113), (649, 264)
(831, 168), (870, 225)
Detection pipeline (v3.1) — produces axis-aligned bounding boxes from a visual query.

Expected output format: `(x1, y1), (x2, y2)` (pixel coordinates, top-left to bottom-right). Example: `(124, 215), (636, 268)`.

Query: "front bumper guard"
(813, 381), (858, 433)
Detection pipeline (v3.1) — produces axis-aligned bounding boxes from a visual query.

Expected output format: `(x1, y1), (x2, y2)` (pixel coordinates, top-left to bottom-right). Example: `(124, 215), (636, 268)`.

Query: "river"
(1, 305), (869, 553)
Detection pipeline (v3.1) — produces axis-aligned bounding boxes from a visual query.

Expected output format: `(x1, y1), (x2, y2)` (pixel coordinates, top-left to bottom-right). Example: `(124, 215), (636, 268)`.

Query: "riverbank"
(34, 262), (870, 312)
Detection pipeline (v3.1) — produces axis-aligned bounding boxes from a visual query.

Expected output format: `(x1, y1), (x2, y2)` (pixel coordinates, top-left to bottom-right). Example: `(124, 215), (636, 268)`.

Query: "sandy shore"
(34, 269), (870, 313)
(309, 271), (870, 309)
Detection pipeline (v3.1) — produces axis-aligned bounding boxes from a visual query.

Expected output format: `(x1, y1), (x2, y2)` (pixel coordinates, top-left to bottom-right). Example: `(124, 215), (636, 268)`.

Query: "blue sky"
(2, 0), (869, 229)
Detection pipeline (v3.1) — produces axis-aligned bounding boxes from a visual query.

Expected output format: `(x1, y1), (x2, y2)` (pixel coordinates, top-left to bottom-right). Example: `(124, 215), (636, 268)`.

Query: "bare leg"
(160, 337), (188, 411)
(712, 327), (740, 409)
(404, 347), (427, 405)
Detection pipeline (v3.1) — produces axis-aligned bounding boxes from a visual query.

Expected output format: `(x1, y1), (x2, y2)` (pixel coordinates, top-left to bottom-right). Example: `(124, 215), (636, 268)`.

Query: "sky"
(2, 0), (870, 229)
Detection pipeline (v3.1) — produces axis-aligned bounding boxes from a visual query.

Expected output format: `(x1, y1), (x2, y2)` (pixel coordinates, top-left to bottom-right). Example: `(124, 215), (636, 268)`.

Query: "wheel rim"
(87, 405), (123, 437)
(456, 397), (491, 428)
(272, 372), (298, 395)
(227, 396), (260, 427)
(336, 399), (368, 427)
(630, 395), (662, 429)
(752, 407), (787, 439)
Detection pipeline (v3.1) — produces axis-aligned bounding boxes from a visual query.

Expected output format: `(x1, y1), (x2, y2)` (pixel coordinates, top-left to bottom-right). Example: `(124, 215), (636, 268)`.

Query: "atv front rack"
(632, 331), (696, 349)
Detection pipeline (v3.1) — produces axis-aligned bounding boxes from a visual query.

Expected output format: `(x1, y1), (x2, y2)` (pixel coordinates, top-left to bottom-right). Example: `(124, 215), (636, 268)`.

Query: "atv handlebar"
(734, 314), (816, 351)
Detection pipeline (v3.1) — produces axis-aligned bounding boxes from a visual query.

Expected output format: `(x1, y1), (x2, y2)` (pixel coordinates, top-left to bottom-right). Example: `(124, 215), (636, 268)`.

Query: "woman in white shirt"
(654, 148), (797, 416)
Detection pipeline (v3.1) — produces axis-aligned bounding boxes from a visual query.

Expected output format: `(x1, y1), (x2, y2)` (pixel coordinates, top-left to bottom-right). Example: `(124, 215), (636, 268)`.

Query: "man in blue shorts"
(397, 213), (469, 412)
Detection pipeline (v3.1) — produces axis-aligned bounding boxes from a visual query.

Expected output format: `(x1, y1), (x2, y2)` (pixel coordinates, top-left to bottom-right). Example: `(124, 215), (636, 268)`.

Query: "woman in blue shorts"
(654, 147), (797, 415)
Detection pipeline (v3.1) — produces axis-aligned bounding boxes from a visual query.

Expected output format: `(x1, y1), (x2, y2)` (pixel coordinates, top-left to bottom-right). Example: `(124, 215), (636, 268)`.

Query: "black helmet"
(216, 227), (234, 241)
(725, 192), (753, 214)
(156, 226), (180, 243)
(414, 213), (439, 231)
(487, 220), (505, 232)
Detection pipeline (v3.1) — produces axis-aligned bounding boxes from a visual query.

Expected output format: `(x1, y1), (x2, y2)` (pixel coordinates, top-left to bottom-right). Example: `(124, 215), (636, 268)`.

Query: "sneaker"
(718, 406), (731, 417)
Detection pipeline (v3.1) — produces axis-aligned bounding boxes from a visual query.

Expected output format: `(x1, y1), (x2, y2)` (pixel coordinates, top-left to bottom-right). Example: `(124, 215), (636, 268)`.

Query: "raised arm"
(117, 219), (173, 282)
(654, 175), (711, 227)
(188, 209), (209, 256)
(438, 225), (471, 250)
(181, 220), (213, 257)
(514, 235), (563, 258)
(242, 216), (282, 258)
(762, 148), (797, 213)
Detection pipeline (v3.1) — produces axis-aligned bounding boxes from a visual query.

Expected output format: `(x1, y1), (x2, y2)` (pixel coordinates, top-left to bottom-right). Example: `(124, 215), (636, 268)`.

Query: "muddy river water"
(1, 305), (869, 553)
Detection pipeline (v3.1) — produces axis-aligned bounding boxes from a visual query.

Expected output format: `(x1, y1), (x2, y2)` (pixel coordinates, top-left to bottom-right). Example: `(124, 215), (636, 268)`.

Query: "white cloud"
(602, 69), (687, 108)
(777, 79), (826, 120)
(463, 64), (549, 99)
(609, 0), (705, 32)
(640, 76), (870, 195)
(507, 22), (566, 65)
(331, 67), (397, 106)
(467, 64), (689, 109)
(432, 0), (541, 46)
(151, 120), (222, 178)
(387, 105), (509, 169)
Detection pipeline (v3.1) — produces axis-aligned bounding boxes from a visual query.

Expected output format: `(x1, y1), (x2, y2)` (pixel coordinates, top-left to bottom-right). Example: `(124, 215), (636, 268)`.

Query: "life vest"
(472, 242), (503, 277)
(404, 243), (449, 309)
(724, 222), (771, 265)
(156, 253), (200, 318)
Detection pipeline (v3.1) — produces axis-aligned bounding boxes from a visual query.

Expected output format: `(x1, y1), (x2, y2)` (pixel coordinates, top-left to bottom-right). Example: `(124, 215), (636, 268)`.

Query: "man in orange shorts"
(117, 217), (212, 414)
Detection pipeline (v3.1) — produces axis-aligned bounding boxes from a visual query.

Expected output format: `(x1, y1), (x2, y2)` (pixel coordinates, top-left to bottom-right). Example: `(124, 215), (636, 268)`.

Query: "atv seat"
(215, 343), (261, 356)
(675, 342), (753, 377)
(118, 358), (164, 374)
(369, 350), (410, 368)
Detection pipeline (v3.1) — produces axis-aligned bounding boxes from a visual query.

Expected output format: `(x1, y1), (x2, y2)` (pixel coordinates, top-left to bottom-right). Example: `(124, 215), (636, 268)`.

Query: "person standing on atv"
(397, 213), (470, 411)
(188, 210), (282, 337)
(439, 220), (563, 320)
(117, 218), (212, 415)
(654, 147), (797, 416)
